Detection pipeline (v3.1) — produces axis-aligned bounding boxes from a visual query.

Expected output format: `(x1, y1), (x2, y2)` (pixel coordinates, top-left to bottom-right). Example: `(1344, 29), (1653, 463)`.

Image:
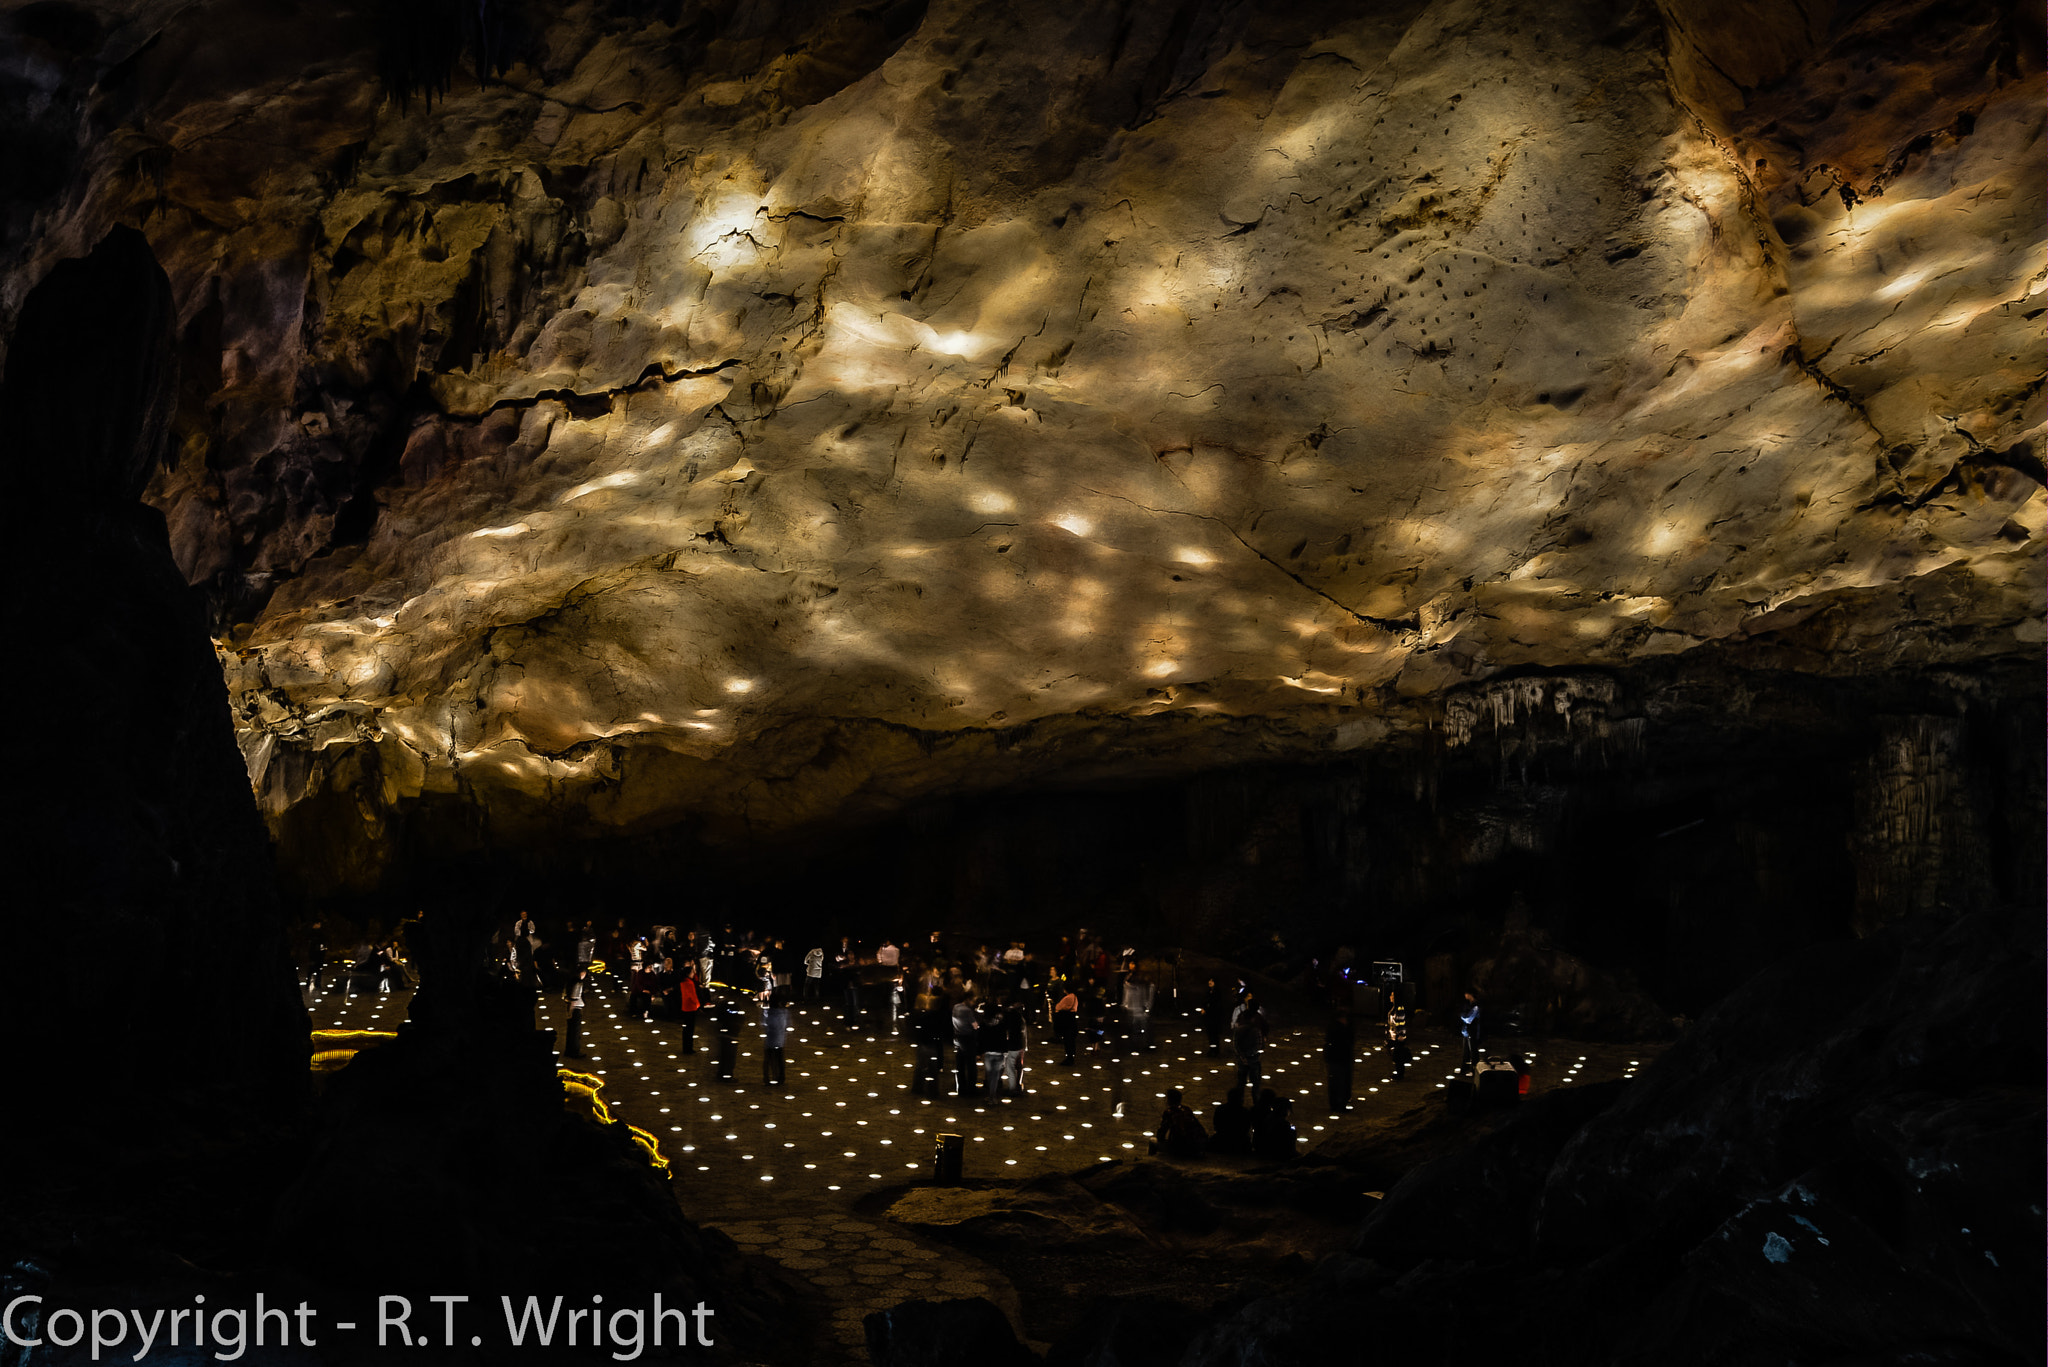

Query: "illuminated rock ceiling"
(9, 0), (2040, 858)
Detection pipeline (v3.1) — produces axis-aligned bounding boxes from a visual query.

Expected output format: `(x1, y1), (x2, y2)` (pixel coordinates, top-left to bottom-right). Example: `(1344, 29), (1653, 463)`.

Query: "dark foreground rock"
(1181, 904), (2043, 1367)
(865, 1297), (1039, 1367)
(0, 225), (307, 1148)
(1046, 1295), (1202, 1367)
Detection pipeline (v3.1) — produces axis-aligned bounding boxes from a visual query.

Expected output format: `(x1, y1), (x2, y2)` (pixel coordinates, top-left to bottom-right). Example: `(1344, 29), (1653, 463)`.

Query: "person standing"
(625, 937), (652, 1019)
(1122, 963), (1157, 1052)
(570, 923), (596, 995)
(562, 969), (588, 1058)
(1052, 983), (1080, 1064)
(951, 996), (980, 1098)
(1201, 978), (1230, 1056)
(511, 912), (540, 988)
(711, 989), (743, 1082)
(909, 995), (948, 1095)
(876, 939), (900, 968)
(997, 997), (1026, 1099)
(1386, 993), (1411, 1080)
(978, 997), (1006, 1103)
(803, 945), (825, 1000)
(677, 963), (702, 1054)
(305, 921), (328, 993)
(1460, 991), (1483, 1071)
(1231, 993), (1267, 1093)
(1324, 1006), (1355, 1112)
(835, 938), (862, 1027)
(761, 965), (791, 1086)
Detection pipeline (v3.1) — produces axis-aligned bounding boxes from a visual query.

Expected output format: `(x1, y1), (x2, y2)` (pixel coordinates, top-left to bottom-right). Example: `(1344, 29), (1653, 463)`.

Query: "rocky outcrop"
(0, 226), (307, 1137)
(274, 965), (792, 1352)
(2, 0), (2035, 884)
(889, 1177), (1156, 1252)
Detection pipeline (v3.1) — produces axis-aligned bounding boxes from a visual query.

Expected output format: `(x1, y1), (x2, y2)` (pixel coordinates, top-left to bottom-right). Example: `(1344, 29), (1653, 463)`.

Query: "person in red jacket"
(676, 963), (703, 1054)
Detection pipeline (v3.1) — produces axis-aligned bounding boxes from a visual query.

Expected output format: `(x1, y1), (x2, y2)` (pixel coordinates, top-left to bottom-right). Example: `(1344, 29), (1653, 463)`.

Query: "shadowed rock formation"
(0, 225), (308, 1138)
(1184, 902), (2044, 1366)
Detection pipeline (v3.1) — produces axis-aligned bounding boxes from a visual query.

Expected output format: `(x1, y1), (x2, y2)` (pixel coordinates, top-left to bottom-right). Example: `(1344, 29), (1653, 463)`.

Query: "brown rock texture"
(3, 0), (2039, 883)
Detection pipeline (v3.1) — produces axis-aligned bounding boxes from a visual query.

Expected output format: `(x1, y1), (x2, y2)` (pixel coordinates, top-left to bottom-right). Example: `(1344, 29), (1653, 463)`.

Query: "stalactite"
(1444, 674), (1635, 785)
(374, 0), (521, 110)
(1850, 714), (1990, 934)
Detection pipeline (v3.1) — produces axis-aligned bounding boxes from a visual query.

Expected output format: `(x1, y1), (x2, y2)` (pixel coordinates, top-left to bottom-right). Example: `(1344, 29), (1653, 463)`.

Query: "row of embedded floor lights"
(313, 983), (1642, 1194)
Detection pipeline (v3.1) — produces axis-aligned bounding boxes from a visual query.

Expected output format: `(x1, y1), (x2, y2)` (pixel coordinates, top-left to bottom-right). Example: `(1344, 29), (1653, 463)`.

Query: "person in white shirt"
(561, 970), (587, 1057)
(1122, 964), (1157, 1051)
(876, 940), (900, 967)
(803, 946), (825, 999)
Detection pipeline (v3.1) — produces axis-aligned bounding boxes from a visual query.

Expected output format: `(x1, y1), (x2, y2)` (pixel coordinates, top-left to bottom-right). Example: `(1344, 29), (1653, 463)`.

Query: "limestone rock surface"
(3, 0), (2040, 877)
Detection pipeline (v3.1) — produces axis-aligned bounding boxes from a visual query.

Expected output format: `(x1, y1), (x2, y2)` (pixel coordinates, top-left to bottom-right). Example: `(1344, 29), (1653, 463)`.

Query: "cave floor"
(311, 981), (1657, 1358)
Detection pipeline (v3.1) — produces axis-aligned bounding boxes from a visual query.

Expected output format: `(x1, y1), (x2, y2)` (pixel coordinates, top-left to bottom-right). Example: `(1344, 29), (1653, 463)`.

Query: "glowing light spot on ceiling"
(560, 471), (641, 503)
(969, 491), (1016, 515)
(1143, 661), (1179, 678)
(1174, 547), (1213, 565)
(725, 678), (755, 694)
(929, 330), (983, 357)
(468, 523), (531, 539)
(1053, 513), (1094, 536)
(1646, 521), (1690, 555)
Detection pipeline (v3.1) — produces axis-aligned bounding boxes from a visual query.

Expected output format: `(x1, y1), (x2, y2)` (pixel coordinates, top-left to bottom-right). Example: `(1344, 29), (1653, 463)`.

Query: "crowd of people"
(298, 911), (1493, 1168)
(472, 917), (1493, 1166)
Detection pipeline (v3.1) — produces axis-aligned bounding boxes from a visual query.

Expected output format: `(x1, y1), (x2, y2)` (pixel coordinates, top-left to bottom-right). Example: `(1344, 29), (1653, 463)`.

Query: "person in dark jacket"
(1052, 983), (1081, 1064)
(1231, 995), (1267, 1092)
(1324, 1007), (1355, 1112)
(561, 968), (588, 1057)
(1252, 1090), (1297, 1160)
(951, 997), (979, 1097)
(1155, 1088), (1208, 1157)
(1211, 1084), (1253, 1155)
(909, 996), (949, 1095)
(1202, 978), (1231, 1056)
(997, 999), (1026, 1096)
(761, 970), (792, 1086)
(980, 998), (1025, 1100)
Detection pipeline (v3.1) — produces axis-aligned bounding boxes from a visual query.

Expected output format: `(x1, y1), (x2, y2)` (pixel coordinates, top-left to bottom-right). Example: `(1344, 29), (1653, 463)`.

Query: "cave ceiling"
(5, 0), (2041, 859)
